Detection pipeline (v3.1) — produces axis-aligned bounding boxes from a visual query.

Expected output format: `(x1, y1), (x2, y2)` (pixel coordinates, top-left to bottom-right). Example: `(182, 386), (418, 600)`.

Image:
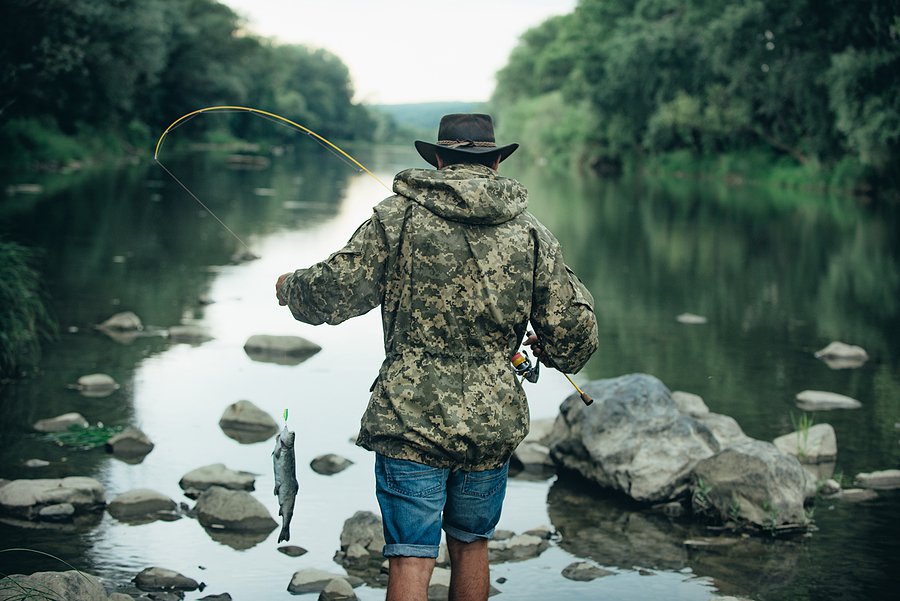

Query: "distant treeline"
(0, 0), (379, 169)
(492, 0), (899, 198)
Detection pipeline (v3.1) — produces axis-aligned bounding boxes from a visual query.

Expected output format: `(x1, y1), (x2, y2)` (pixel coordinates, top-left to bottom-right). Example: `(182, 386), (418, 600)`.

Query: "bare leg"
(447, 536), (489, 601)
(386, 556), (436, 601)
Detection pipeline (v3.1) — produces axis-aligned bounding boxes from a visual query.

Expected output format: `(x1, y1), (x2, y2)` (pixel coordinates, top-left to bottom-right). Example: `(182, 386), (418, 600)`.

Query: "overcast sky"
(222, 0), (577, 105)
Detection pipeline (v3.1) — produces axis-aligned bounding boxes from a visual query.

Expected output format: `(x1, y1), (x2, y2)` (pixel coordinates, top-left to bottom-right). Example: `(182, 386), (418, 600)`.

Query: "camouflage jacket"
(279, 164), (598, 470)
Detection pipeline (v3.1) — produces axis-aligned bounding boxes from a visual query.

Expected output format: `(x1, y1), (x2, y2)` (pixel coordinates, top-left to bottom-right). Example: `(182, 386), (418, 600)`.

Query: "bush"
(0, 240), (57, 379)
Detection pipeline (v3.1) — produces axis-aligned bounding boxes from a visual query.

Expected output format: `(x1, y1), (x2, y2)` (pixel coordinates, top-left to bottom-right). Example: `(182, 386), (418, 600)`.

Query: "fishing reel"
(511, 349), (540, 383)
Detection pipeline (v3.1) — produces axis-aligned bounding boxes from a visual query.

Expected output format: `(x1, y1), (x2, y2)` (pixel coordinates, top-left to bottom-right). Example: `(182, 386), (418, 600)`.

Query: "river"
(0, 144), (897, 600)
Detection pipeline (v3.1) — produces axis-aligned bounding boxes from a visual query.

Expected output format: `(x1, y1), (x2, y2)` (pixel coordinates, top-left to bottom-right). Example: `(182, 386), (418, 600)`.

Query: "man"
(276, 114), (597, 601)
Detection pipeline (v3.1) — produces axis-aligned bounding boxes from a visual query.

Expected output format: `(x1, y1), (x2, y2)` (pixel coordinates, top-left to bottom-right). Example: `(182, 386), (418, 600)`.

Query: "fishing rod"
(153, 106), (591, 404)
(513, 331), (593, 406)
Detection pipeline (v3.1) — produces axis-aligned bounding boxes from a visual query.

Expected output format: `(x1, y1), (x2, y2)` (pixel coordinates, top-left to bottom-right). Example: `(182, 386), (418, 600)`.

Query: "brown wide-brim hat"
(415, 113), (518, 168)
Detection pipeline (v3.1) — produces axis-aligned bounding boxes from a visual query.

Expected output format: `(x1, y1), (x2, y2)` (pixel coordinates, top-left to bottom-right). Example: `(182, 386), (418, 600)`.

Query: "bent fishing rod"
(153, 105), (592, 404)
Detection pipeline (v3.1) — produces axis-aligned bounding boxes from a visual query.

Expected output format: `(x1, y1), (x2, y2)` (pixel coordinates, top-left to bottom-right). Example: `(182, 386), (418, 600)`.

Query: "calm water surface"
(0, 145), (897, 600)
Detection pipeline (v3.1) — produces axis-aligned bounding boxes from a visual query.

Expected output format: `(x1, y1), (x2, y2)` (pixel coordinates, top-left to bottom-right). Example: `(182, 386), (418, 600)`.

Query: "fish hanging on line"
(272, 420), (299, 542)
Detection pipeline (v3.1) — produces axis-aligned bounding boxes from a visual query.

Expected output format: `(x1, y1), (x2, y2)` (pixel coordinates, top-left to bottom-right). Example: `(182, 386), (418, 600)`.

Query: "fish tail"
(278, 523), (290, 543)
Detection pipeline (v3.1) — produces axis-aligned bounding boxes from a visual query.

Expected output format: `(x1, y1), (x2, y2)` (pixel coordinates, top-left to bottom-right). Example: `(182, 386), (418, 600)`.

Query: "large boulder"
(179, 464), (256, 499)
(547, 374), (720, 503)
(0, 477), (105, 521)
(691, 440), (813, 532)
(243, 334), (321, 365)
(0, 570), (111, 601)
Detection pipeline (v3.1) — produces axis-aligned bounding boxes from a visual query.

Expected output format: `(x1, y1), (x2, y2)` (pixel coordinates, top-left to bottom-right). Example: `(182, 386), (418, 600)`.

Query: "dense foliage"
(0, 0), (375, 168)
(492, 0), (900, 196)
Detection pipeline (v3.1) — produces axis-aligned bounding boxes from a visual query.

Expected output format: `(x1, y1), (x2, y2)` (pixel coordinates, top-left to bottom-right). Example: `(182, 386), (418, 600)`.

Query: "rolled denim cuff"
(383, 543), (439, 558)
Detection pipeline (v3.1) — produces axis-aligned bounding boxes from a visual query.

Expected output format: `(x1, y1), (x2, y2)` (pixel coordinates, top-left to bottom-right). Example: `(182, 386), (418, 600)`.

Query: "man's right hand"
(524, 331), (547, 365)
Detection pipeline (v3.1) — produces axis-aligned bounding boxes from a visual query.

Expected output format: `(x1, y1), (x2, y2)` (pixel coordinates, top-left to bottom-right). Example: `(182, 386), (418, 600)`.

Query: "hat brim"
(414, 141), (519, 168)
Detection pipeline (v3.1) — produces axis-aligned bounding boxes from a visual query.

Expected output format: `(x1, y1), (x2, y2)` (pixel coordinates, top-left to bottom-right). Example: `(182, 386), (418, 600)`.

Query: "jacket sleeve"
(278, 216), (389, 325)
(530, 231), (598, 373)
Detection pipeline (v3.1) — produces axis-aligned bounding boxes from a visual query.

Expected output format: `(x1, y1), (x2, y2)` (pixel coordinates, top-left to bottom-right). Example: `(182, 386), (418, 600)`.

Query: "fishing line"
(154, 105), (392, 252)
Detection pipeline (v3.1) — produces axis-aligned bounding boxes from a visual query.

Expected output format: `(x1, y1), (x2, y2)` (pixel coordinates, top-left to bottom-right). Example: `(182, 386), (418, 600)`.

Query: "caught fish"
(272, 424), (299, 542)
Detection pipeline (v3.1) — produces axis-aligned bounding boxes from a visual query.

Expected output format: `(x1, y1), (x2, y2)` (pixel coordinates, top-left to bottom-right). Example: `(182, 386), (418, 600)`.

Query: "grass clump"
(0, 240), (57, 379)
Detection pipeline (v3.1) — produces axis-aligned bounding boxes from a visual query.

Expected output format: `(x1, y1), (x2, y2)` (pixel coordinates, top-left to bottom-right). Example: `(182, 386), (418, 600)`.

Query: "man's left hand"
(276, 272), (291, 305)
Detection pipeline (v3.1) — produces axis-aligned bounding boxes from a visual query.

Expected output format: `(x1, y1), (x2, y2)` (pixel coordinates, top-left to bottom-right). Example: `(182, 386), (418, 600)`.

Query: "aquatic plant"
(42, 424), (124, 450)
(790, 412), (815, 460)
(0, 240), (57, 380)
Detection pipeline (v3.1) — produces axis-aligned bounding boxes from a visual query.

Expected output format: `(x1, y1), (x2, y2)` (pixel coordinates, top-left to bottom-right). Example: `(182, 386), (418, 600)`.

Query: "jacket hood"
(393, 164), (527, 225)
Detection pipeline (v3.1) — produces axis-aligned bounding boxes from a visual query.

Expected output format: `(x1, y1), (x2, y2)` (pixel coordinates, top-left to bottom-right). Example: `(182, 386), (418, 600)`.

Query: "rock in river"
(133, 567), (199, 592)
(195, 486), (277, 533)
(0, 477), (105, 521)
(106, 428), (154, 461)
(547, 373), (720, 503)
(814, 341), (869, 369)
(243, 334), (321, 365)
(179, 463), (256, 499)
(0, 570), (113, 601)
(218, 400), (278, 443)
(98, 311), (143, 331)
(311, 454), (354, 475)
(691, 439), (814, 531)
(795, 390), (861, 411)
(33, 412), (89, 433)
(71, 373), (120, 397)
(773, 423), (837, 463)
(108, 488), (178, 523)
(854, 469), (900, 490)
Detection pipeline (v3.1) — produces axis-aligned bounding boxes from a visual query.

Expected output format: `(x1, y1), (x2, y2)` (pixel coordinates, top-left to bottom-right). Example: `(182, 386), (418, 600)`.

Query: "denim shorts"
(374, 454), (509, 558)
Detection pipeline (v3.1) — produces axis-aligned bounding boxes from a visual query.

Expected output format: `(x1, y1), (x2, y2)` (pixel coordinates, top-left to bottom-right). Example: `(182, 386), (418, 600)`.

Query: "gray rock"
(243, 334), (321, 365)
(339, 511), (385, 553)
(99, 311), (143, 331)
(311, 454), (354, 475)
(682, 536), (741, 548)
(524, 417), (556, 444)
(108, 489), (177, 522)
(488, 533), (549, 563)
(795, 390), (862, 411)
(318, 578), (358, 601)
(854, 469), (900, 490)
(818, 479), (842, 496)
(33, 412), (89, 433)
(511, 441), (555, 477)
(73, 373), (120, 397)
(198, 594), (232, 601)
(814, 341), (869, 369)
(524, 525), (553, 539)
(691, 440), (813, 531)
(0, 570), (110, 601)
(24, 459), (50, 468)
(547, 374), (720, 503)
(195, 486), (277, 533)
(288, 569), (355, 595)
(773, 423), (837, 463)
(167, 324), (213, 344)
(561, 561), (614, 581)
(835, 488), (878, 502)
(106, 428), (155, 459)
(179, 463), (255, 498)
(671, 391), (710, 417)
(0, 477), (106, 520)
(38, 503), (75, 520)
(676, 312), (707, 324)
(218, 400), (278, 444)
(278, 545), (308, 557)
(133, 567), (199, 592)
(696, 413), (751, 449)
(108, 593), (136, 601)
